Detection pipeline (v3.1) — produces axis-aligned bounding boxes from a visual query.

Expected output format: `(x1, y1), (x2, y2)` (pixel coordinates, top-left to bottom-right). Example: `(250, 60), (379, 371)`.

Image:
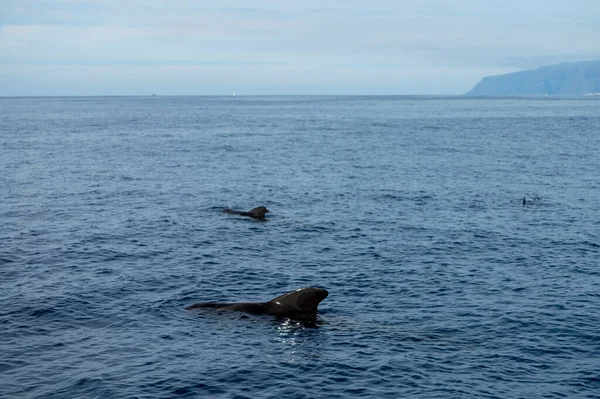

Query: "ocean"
(1, 96), (599, 398)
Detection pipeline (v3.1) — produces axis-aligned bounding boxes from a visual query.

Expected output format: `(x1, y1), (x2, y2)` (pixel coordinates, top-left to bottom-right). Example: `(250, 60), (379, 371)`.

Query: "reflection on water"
(272, 317), (326, 364)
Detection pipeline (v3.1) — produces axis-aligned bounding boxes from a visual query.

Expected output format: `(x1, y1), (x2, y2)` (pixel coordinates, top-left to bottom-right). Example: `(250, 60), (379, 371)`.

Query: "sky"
(1, 0), (599, 96)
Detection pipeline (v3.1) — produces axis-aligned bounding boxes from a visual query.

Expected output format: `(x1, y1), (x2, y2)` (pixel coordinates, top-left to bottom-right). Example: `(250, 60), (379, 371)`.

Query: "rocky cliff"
(466, 60), (600, 96)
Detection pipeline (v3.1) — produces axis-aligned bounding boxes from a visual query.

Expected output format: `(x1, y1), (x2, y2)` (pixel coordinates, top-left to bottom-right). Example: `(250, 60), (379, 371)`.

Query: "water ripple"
(1, 96), (599, 398)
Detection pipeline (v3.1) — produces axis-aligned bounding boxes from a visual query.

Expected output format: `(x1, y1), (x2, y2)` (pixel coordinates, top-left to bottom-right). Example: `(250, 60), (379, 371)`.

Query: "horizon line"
(2, 94), (596, 99)
(0, 93), (465, 98)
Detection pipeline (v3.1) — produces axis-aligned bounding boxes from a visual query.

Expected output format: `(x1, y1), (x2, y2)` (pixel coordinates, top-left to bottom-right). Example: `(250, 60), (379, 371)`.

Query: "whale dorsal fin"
(266, 287), (328, 315)
(247, 206), (269, 219)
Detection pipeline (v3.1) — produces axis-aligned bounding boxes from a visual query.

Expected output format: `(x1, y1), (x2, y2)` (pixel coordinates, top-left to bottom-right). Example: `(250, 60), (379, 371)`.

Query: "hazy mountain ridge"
(466, 60), (600, 96)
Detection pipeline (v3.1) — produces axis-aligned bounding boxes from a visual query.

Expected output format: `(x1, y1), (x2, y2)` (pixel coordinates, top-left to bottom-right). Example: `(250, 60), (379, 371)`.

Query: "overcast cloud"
(1, 0), (598, 95)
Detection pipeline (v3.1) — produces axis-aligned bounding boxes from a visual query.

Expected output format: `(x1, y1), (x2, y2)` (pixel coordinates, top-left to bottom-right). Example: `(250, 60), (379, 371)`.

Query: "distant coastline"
(465, 60), (600, 96)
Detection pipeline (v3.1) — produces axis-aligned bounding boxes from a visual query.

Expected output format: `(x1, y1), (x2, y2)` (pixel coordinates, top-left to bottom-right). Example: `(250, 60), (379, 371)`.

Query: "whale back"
(185, 287), (328, 318)
(265, 287), (328, 317)
(223, 206), (269, 219)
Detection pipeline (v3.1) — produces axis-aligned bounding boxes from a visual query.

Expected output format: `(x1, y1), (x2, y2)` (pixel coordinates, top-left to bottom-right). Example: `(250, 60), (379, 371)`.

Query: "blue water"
(1, 96), (599, 398)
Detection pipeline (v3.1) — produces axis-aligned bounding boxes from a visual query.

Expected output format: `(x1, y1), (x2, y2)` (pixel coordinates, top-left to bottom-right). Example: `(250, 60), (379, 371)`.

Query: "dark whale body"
(223, 206), (269, 220)
(185, 287), (328, 319)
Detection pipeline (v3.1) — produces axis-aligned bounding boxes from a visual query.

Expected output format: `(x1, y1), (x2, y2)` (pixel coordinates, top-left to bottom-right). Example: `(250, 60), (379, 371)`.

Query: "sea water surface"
(1, 96), (599, 398)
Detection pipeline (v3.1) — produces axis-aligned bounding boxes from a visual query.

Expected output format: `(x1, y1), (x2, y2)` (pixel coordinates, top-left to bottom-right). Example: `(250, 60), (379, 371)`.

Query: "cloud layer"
(1, 0), (599, 95)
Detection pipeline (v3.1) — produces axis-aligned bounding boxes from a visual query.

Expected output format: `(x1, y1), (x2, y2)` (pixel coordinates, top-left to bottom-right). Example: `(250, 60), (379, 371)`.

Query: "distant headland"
(465, 59), (600, 96)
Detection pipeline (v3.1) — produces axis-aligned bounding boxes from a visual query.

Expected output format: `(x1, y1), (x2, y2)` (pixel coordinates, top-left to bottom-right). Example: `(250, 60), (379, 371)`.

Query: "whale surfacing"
(185, 287), (328, 319)
(223, 206), (269, 220)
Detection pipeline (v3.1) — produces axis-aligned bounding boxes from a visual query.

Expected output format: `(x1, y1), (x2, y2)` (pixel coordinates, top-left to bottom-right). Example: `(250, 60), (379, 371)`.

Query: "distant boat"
(232, 92), (236, 96)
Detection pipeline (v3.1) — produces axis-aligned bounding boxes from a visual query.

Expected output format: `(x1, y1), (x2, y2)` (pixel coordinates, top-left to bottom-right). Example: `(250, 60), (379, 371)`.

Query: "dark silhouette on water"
(185, 287), (328, 320)
(223, 206), (269, 220)
(522, 195), (541, 206)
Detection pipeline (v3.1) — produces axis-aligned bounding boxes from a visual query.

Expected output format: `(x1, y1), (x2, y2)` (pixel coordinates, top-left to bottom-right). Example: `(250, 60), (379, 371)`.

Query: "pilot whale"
(185, 287), (328, 319)
(223, 206), (269, 220)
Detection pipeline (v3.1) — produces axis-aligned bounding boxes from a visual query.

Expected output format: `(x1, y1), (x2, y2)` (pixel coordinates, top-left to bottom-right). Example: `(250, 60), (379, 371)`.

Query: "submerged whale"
(223, 206), (269, 220)
(185, 287), (328, 319)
